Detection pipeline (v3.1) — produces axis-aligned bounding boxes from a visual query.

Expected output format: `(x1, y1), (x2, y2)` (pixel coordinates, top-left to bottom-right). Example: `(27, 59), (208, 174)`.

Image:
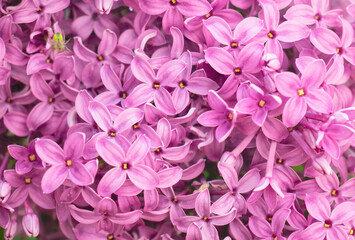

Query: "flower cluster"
(0, 0), (355, 239)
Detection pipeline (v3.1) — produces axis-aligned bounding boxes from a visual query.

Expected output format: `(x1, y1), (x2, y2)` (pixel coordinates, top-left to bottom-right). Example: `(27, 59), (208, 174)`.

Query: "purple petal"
(218, 162), (238, 190)
(271, 208), (291, 234)
(157, 60), (186, 85)
(110, 210), (142, 225)
(177, 0), (211, 17)
(330, 201), (355, 224)
(26, 102), (54, 131)
(274, 72), (300, 97)
(139, 0), (168, 15)
(248, 216), (272, 238)
(30, 73), (54, 101)
(284, 5), (316, 25)
(157, 167), (183, 188)
(4, 112), (29, 137)
(114, 108), (144, 133)
(100, 64), (122, 93)
(306, 89), (332, 114)
(64, 132), (85, 160)
(154, 88), (176, 115)
(125, 84), (154, 107)
(197, 110), (224, 127)
(26, 54), (51, 75)
(209, 209), (236, 226)
(161, 141), (191, 162)
(238, 168), (260, 193)
(301, 59), (326, 90)
(69, 205), (101, 224)
(186, 223), (202, 240)
(131, 56), (155, 84)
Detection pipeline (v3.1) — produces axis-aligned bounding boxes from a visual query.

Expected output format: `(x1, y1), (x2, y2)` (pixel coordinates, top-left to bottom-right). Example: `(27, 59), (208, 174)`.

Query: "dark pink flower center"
(132, 123), (140, 130)
(107, 234), (114, 240)
(108, 130), (116, 137)
(297, 88), (305, 96)
(179, 80), (187, 89)
(314, 13), (321, 21)
(25, 178), (31, 184)
(267, 31), (276, 39)
(331, 189), (338, 196)
(122, 163), (129, 170)
(258, 100), (266, 108)
(324, 219), (332, 228)
(119, 91), (127, 99)
(29, 154), (36, 162)
(153, 82), (160, 89)
(337, 47), (344, 55)
(234, 68), (242, 75)
(170, 0), (177, 5)
(97, 55), (104, 61)
(231, 42), (238, 48)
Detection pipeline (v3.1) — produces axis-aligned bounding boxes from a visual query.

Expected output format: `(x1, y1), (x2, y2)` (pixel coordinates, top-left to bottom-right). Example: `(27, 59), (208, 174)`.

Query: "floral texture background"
(0, 0), (355, 239)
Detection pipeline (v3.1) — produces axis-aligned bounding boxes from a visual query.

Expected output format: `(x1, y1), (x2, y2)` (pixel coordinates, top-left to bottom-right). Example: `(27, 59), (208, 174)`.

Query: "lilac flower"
(96, 135), (159, 196)
(35, 132), (94, 193)
(70, 197), (142, 232)
(274, 59), (333, 127)
(139, 0), (212, 33)
(299, 194), (355, 240)
(125, 56), (186, 114)
(197, 90), (237, 142)
(175, 189), (236, 239)
(310, 18), (355, 65)
(8, 139), (43, 174)
(236, 83), (282, 126)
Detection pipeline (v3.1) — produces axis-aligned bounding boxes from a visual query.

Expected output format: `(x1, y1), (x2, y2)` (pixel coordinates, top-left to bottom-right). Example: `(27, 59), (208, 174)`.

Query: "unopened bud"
(4, 215), (17, 240)
(0, 181), (11, 203)
(22, 213), (39, 237)
(263, 53), (281, 72)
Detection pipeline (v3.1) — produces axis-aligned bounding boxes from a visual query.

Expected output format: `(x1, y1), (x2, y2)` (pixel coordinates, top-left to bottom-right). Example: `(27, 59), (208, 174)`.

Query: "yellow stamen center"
(297, 89), (305, 96)
(97, 55), (103, 61)
(122, 163), (128, 169)
(29, 154), (36, 162)
(267, 217), (272, 222)
(274, 237), (278, 240)
(350, 229), (354, 235)
(268, 32), (275, 38)
(331, 189), (337, 196)
(173, 198), (178, 203)
(156, 148), (161, 153)
(205, 13), (211, 18)
(153, 83), (160, 89)
(170, 0), (177, 4)
(179, 82), (185, 88)
(46, 58), (51, 63)
(324, 223), (331, 228)
(6, 97), (11, 103)
(314, 15), (319, 20)
(133, 124), (139, 129)
(66, 159), (72, 166)
(258, 100), (266, 107)
(203, 216), (208, 221)
(107, 234), (114, 240)
(109, 131), (116, 137)
(234, 68), (241, 74)
(231, 42), (238, 48)
(48, 97), (54, 103)
(25, 178), (31, 184)
(228, 113), (233, 120)
(120, 92), (127, 99)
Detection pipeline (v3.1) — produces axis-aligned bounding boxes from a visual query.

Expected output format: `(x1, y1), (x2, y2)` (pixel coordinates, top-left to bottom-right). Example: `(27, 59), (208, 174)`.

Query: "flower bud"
(263, 53), (281, 72)
(4, 215), (17, 240)
(22, 213), (39, 237)
(0, 181), (11, 203)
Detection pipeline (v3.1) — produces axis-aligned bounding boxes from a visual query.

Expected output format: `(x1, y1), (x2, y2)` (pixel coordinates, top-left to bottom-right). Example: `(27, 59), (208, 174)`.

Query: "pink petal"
(218, 162), (238, 190)
(26, 54), (51, 75)
(271, 208), (291, 234)
(209, 209), (236, 226)
(282, 97), (307, 127)
(3, 112), (29, 137)
(96, 137), (125, 167)
(157, 167), (183, 188)
(26, 102), (54, 131)
(35, 138), (65, 165)
(330, 201), (355, 224)
(234, 17), (264, 44)
(68, 162), (94, 186)
(305, 194), (330, 221)
(162, 141), (191, 162)
(98, 29), (117, 56)
(203, 16), (232, 46)
(110, 210), (142, 225)
(114, 108), (144, 132)
(276, 21), (310, 42)
(186, 77), (219, 95)
(64, 132), (85, 160)
(71, 16), (93, 41)
(69, 205), (101, 224)
(238, 168), (260, 193)
(301, 59), (326, 90)
(236, 43), (263, 73)
(97, 168), (126, 196)
(195, 189), (211, 218)
(248, 216), (272, 238)
(41, 166), (68, 194)
(326, 227), (347, 240)
(215, 120), (233, 142)
(177, 0), (211, 17)
(125, 84), (154, 107)
(139, 0), (169, 15)
(88, 101), (113, 132)
(73, 37), (97, 62)
(126, 135), (150, 164)
(260, 1), (279, 30)
(284, 5), (316, 25)
(306, 89), (332, 114)
(310, 28), (340, 55)
(274, 72), (300, 97)
(30, 73), (54, 101)
(154, 88), (176, 115)
(157, 60), (186, 85)
(127, 165), (159, 190)
(204, 47), (235, 75)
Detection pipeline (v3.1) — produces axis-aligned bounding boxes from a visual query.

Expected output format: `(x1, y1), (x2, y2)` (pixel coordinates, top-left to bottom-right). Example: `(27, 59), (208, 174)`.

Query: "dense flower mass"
(0, 0), (355, 239)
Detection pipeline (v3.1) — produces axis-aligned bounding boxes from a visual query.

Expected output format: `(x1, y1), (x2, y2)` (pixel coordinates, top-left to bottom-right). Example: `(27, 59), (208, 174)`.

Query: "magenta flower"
(204, 16), (264, 51)
(236, 83), (282, 126)
(70, 197), (142, 232)
(299, 194), (355, 240)
(35, 132), (94, 193)
(175, 189), (236, 239)
(139, 0), (212, 33)
(125, 56), (186, 115)
(249, 208), (291, 240)
(284, 0), (342, 27)
(96, 135), (159, 196)
(275, 59), (333, 127)
(310, 18), (355, 66)
(197, 90), (236, 142)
